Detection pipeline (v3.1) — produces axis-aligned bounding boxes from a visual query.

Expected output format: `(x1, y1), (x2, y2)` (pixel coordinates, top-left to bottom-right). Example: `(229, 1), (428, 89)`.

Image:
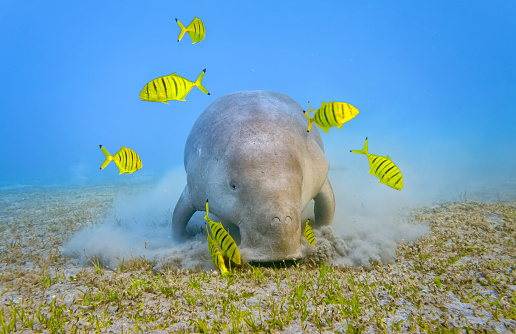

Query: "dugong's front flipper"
(313, 177), (335, 228)
(172, 186), (196, 241)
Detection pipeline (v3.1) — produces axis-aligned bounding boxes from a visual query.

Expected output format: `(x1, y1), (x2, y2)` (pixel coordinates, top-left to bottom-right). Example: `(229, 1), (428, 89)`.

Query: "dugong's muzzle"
(239, 214), (302, 262)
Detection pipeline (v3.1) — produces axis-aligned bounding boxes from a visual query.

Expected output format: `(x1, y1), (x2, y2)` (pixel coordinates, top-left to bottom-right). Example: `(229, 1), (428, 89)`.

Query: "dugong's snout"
(239, 213), (303, 262)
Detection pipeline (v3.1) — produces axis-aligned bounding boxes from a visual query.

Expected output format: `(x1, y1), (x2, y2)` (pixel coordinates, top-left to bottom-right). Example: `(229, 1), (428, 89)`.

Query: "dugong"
(172, 90), (335, 262)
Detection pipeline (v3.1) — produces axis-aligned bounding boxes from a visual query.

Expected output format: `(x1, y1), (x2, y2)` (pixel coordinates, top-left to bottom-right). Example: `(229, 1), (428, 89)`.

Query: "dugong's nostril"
(272, 216), (293, 225)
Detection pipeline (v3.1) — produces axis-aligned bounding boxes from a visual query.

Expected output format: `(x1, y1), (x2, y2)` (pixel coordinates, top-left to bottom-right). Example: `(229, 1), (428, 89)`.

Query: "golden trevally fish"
(139, 69), (210, 104)
(205, 224), (228, 275)
(204, 200), (241, 265)
(350, 137), (403, 190)
(304, 101), (359, 133)
(303, 219), (315, 246)
(99, 145), (142, 175)
(176, 17), (205, 44)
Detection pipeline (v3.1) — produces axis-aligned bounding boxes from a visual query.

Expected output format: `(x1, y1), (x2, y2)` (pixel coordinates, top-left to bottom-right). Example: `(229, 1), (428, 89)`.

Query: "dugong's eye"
(230, 183), (237, 190)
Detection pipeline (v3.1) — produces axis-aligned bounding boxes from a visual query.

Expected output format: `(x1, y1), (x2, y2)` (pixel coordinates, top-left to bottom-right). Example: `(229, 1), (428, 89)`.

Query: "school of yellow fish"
(96, 16), (404, 274)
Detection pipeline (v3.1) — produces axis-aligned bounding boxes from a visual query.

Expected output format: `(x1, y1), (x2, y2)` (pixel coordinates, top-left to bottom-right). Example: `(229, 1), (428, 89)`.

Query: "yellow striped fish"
(176, 17), (205, 44)
(139, 69), (210, 104)
(303, 219), (315, 246)
(204, 200), (241, 265)
(350, 137), (403, 190)
(304, 101), (359, 133)
(205, 223), (228, 275)
(99, 145), (142, 175)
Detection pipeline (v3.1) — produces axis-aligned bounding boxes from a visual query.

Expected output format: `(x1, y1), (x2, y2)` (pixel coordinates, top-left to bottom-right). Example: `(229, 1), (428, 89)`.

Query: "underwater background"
(1, 0), (515, 194)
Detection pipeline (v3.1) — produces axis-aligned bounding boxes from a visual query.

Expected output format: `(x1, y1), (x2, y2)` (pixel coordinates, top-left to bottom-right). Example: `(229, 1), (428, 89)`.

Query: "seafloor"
(0, 183), (515, 333)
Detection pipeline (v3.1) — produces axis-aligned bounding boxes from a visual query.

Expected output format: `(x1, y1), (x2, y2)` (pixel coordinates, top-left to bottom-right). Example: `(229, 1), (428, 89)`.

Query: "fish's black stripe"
(329, 103), (337, 125)
(370, 156), (383, 170)
(386, 166), (400, 179)
(322, 105), (331, 126)
(161, 78), (168, 98)
(171, 76), (178, 96)
(314, 106), (322, 125)
(176, 76), (184, 96)
(152, 81), (158, 96)
(131, 150), (137, 169)
(228, 247), (235, 260)
(371, 156), (379, 164)
(393, 175), (402, 187)
(119, 150), (124, 166)
(127, 149), (132, 169)
(213, 225), (224, 240)
(126, 150), (131, 169)
(383, 166), (395, 177)
(181, 76), (186, 92)
(390, 171), (400, 179)
(121, 150), (127, 169)
(220, 234), (229, 248)
(378, 161), (394, 176)
(127, 150), (132, 170)
(374, 160), (387, 174)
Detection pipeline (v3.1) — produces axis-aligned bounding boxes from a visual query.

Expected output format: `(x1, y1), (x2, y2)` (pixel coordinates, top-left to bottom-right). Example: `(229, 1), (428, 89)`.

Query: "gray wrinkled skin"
(172, 91), (335, 262)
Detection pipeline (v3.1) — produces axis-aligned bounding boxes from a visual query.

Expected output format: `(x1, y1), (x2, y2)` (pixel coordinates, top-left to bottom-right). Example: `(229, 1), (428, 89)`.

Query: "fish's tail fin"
(304, 101), (315, 132)
(304, 112), (315, 132)
(194, 69), (210, 95)
(350, 137), (369, 155)
(307, 101), (315, 113)
(99, 145), (113, 170)
(204, 199), (210, 222)
(176, 18), (187, 42)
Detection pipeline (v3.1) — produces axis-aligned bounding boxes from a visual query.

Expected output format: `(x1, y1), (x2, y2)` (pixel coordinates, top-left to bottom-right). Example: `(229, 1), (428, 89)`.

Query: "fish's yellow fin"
(337, 124), (343, 130)
(350, 137), (369, 155)
(318, 125), (330, 134)
(99, 145), (113, 170)
(176, 18), (187, 42)
(162, 101), (169, 104)
(194, 69), (210, 95)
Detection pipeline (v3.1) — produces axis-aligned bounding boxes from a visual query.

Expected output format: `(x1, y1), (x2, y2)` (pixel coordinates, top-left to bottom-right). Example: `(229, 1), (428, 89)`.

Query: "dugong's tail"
(194, 69), (210, 95)
(350, 137), (369, 156)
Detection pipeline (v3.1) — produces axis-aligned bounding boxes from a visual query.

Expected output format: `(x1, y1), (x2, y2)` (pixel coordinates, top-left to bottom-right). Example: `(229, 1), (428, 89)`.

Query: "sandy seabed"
(0, 182), (515, 333)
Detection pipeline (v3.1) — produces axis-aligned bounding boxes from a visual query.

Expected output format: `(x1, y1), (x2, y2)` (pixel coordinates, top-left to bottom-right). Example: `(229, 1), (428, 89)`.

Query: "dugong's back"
(185, 90), (324, 167)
